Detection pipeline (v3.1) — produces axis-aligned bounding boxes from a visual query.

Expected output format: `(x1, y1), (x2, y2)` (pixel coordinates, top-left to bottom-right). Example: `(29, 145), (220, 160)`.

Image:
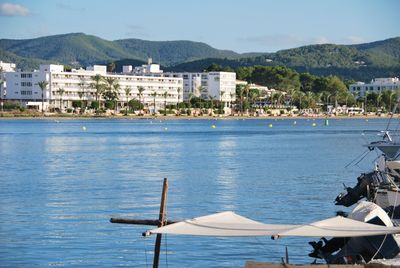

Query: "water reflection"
(215, 136), (239, 211)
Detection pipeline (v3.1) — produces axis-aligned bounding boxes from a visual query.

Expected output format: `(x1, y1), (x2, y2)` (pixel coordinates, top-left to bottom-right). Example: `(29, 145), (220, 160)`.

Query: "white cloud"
(0, 3), (30, 16)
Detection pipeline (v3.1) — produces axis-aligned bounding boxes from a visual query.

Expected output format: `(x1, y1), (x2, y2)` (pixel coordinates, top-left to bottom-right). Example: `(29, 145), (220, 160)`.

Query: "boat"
(310, 117), (400, 265)
(113, 116), (400, 267)
(144, 123), (400, 266)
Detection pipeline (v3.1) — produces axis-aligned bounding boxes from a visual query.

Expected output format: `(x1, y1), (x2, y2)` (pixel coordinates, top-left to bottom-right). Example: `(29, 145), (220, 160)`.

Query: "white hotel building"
(349, 77), (400, 97)
(1, 63), (183, 112)
(0, 60), (237, 112)
(124, 59), (236, 105)
(164, 72), (236, 105)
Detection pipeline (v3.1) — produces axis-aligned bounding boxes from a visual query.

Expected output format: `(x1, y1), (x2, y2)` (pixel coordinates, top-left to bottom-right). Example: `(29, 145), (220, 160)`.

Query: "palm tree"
(364, 91), (369, 114)
(389, 91), (397, 113)
(1, 74), (6, 113)
(244, 84), (250, 114)
(325, 93), (331, 113)
(376, 92), (383, 112)
(187, 93), (193, 109)
(296, 91), (305, 112)
(77, 92), (84, 113)
(219, 90), (225, 108)
(79, 77), (87, 112)
(151, 91), (157, 115)
(271, 92), (280, 108)
(58, 88), (65, 112)
(90, 74), (104, 111)
(112, 81), (120, 113)
(102, 77), (119, 112)
(197, 86), (204, 111)
(230, 92), (235, 108)
(305, 91), (315, 109)
(137, 86), (145, 115)
(124, 86), (132, 115)
(209, 95), (215, 115)
(176, 87), (181, 111)
(163, 91), (168, 116)
(286, 88), (296, 109)
(38, 80), (48, 114)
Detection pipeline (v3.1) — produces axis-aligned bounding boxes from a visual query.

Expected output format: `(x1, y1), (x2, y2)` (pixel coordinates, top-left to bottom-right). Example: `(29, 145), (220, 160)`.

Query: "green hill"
(0, 33), (399, 81)
(114, 38), (239, 66)
(168, 37), (400, 81)
(0, 33), (239, 68)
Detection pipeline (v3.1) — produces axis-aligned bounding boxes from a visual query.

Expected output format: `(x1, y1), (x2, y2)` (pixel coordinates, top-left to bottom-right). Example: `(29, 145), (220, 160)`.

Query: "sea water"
(0, 118), (391, 267)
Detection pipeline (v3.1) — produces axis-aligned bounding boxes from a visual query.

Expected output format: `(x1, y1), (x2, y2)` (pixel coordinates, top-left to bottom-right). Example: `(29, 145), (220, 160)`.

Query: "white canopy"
(148, 211), (400, 238)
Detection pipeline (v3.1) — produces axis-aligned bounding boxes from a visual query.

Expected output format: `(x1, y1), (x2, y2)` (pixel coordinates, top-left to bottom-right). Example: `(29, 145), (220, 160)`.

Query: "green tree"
(299, 73), (316, 92)
(113, 81), (120, 113)
(90, 74), (104, 111)
(249, 66), (300, 91)
(205, 63), (234, 72)
(294, 91), (305, 110)
(236, 66), (254, 81)
(107, 62), (116, 73)
(176, 87), (181, 111)
(219, 90), (225, 110)
(78, 77), (87, 111)
(163, 91), (168, 116)
(103, 77), (119, 111)
(72, 100), (82, 108)
(128, 99), (143, 111)
(124, 86), (132, 115)
(236, 84), (247, 115)
(78, 91), (84, 113)
(151, 91), (157, 115)
(137, 86), (145, 115)
(38, 80), (48, 114)
(58, 88), (65, 112)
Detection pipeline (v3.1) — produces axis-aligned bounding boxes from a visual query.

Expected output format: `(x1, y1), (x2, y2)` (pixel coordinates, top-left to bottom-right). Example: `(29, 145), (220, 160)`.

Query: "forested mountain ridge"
(0, 33), (399, 81)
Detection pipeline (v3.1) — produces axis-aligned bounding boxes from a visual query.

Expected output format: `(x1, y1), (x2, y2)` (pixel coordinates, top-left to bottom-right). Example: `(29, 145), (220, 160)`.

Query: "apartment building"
(349, 77), (400, 97)
(1, 63), (183, 112)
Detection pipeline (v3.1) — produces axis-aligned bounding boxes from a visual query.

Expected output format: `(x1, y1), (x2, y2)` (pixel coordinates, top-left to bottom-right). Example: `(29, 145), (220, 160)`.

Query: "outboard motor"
(335, 171), (382, 207)
(309, 202), (400, 264)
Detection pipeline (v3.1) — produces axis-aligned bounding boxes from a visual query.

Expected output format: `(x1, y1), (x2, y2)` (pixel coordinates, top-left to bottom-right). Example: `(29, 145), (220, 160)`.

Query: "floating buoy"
(211, 125), (216, 128)
(324, 119), (329, 126)
(164, 127), (168, 131)
(293, 121), (297, 125)
(82, 126), (87, 131)
(366, 119), (369, 122)
(268, 123), (273, 128)
(312, 123), (317, 127)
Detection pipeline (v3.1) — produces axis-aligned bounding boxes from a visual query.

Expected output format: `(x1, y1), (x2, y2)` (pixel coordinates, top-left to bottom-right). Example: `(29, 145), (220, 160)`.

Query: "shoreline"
(0, 113), (398, 121)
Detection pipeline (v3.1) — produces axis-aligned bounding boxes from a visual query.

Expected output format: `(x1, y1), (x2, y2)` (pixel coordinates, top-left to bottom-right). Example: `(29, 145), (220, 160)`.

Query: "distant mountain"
(0, 33), (399, 81)
(114, 38), (239, 66)
(0, 33), (239, 68)
(168, 37), (400, 81)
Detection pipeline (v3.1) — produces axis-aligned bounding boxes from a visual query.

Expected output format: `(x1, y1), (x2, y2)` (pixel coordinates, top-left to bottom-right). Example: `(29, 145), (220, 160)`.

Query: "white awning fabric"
(148, 211), (400, 238)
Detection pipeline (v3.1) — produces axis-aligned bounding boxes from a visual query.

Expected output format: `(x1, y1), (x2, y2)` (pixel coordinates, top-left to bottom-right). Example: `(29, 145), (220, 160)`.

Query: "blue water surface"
(0, 118), (391, 267)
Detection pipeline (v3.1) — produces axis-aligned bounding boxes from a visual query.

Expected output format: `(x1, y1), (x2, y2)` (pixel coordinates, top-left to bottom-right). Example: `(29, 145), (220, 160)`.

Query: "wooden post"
(153, 178), (168, 268)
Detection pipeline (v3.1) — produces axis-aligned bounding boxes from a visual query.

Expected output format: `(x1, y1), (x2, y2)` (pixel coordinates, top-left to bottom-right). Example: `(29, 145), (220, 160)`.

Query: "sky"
(0, 0), (399, 53)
